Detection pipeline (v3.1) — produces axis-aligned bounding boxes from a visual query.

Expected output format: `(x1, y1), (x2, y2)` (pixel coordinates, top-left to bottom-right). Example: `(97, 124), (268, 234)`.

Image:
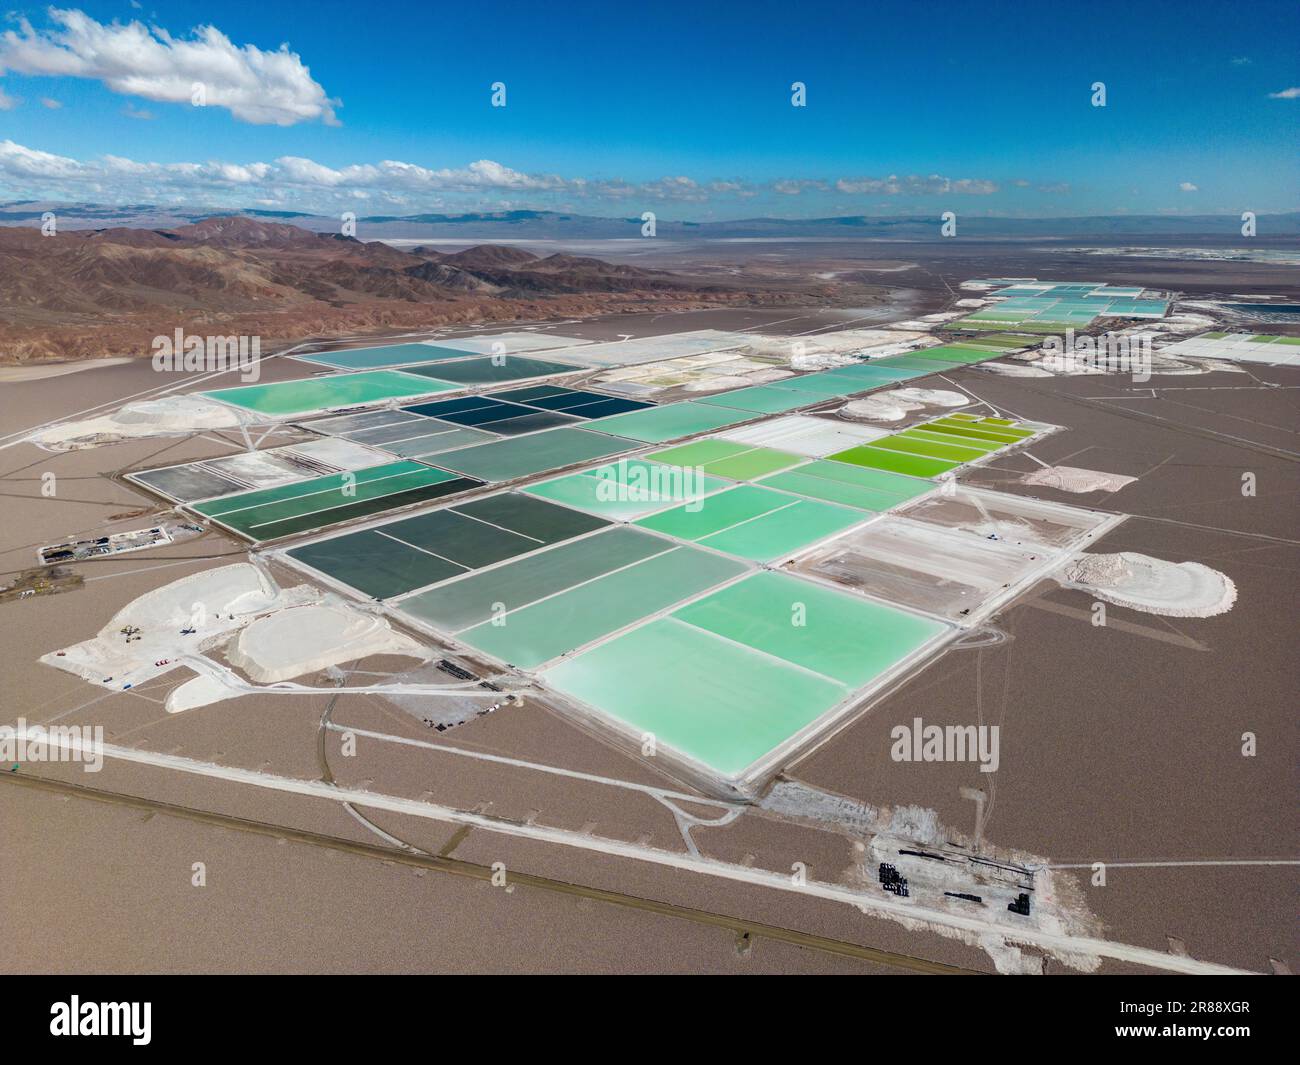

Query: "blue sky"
(1, 0), (1297, 218)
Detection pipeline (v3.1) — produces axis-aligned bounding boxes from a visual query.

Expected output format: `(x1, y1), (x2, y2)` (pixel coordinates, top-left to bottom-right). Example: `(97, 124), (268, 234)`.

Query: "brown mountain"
(439, 244), (539, 269)
(442, 250), (692, 296)
(168, 216), (329, 247)
(0, 218), (755, 363)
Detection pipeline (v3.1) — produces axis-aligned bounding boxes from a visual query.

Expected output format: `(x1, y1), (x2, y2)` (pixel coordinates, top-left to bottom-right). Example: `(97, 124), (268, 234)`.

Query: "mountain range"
(0, 216), (760, 363)
(4, 202), (1298, 241)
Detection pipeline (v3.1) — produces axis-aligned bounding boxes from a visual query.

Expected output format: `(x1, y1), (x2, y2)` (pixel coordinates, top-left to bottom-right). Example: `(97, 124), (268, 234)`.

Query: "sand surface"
(0, 356), (135, 383)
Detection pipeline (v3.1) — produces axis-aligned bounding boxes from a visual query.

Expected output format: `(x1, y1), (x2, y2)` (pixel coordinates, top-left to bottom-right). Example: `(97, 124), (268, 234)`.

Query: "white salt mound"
(891, 387), (968, 407)
(982, 361), (1053, 377)
(841, 384), (967, 422)
(1037, 354), (1105, 375)
(41, 562), (318, 702)
(793, 354), (861, 370)
(29, 395), (247, 450)
(167, 674), (233, 714)
(229, 604), (426, 682)
(1062, 552), (1236, 617)
(1023, 466), (1137, 493)
(841, 396), (917, 421)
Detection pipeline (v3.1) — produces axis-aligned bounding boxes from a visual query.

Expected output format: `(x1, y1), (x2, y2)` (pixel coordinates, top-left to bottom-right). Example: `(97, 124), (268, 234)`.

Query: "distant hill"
(0, 217), (749, 363)
(4, 201), (1297, 241)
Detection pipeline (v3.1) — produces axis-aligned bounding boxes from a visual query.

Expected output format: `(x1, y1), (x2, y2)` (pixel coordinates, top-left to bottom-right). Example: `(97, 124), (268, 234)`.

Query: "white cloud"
(639, 176), (707, 201)
(0, 8), (339, 126)
(773, 179), (828, 196)
(275, 156), (348, 187)
(0, 140), (87, 180)
(0, 141), (1008, 215)
(0, 86), (18, 109)
(834, 174), (998, 196)
(1267, 86), (1300, 99)
(0, 141), (752, 211)
(40, 96), (62, 109)
(1179, 181), (1198, 192)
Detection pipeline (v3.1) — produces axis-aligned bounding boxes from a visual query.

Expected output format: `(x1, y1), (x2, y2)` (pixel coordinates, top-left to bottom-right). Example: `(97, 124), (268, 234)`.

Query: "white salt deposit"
(840, 384), (967, 421)
(100, 563), (285, 634)
(840, 395), (918, 421)
(206, 451), (302, 488)
(1061, 552), (1236, 617)
(284, 437), (391, 469)
(228, 604), (426, 682)
(890, 387), (968, 407)
(1037, 354), (1106, 375)
(772, 329), (938, 370)
(1022, 466), (1137, 493)
(719, 414), (888, 456)
(980, 362), (1054, 377)
(41, 563), (317, 694)
(780, 327), (931, 356)
(737, 335), (811, 360)
(28, 395), (248, 450)
(994, 342), (1210, 379)
(40, 562), (430, 712)
(790, 350), (858, 370)
(167, 673), (234, 714)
